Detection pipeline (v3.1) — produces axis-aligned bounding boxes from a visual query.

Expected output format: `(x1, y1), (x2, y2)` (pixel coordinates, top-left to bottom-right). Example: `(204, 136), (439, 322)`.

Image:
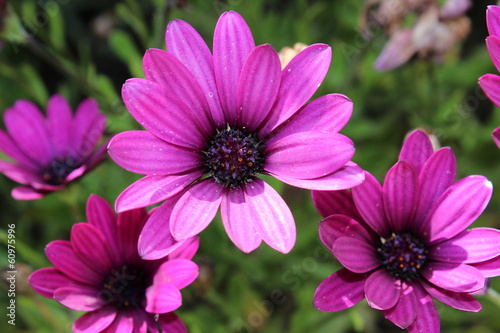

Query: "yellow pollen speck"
(238, 158), (243, 162)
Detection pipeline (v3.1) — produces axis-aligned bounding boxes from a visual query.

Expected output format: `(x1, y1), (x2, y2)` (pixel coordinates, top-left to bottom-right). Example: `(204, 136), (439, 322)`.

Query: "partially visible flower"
(0, 95), (108, 200)
(478, 5), (500, 148)
(361, 0), (471, 71)
(278, 42), (308, 69)
(312, 130), (500, 333)
(108, 11), (364, 255)
(29, 194), (199, 333)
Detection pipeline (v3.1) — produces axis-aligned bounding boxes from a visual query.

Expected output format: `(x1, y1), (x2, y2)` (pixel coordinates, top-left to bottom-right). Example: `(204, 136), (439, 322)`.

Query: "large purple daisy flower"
(312, 130), (500, 333)
(108, 11), (364, 254)
(479, 5), (500, 147)
(0, 95), (107, 200)
(29, 194), (199, 333)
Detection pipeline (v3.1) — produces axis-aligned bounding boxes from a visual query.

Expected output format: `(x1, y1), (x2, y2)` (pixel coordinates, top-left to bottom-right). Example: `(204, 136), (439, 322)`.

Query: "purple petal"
(486, 36), (500, 72)
(115, 172), (203, 212)
(414, 147), (456, 226)
(0, 160), (42, 185)
(383, 161), (417, 232)
(398, 129), (434, 174)
(86, 195), (121, 266)
(423, 176), (492, 244)
(108, 131), (201, 175)
(122, 79), (208, 149)
(430, 228), (500, 264)
(138, 198), (185, 260)
(156, 313), (188, 333)
(352, 171), (390, 236)
(479, 73), (500, 108)
(407, 282), (440, 333)
(439, 0), (471, 20)
(28, 267), (80, 298)
(73, 306), (117, 333)
(0, 129), (38, 170)
(143, 48), (215, 134)
(421, 280), (481, 312)
(47, 95), (73, 158)
(4, 100), (54, 166)
(220, 186), (262, 253)
(70, 223), (114, 275)
(213, 11), (255, 124)
(332, 237), (379, 273)
(487, 5), (500, 37)
(166, 19), (225, 126)
(54, 286), (105, 311)
(170, 180), (223, 240)
(471, 255), (500, 278)
(245, 179), (295, 253)
(168, 236), (200, 260)
(103, 311), (134, 333)
(311, 189), (362, 220)
(493, 127), (500, 149)
(145, 282), (182, 313)
(273, 162), (364, 190)
(45, 240), (103, 284)
(421, 261), (485, 293)
(265, 132), (354, 180)
(319, 215), (372, 251)
(11, 186), (45, 200)
(313, 268), (366, 311)
(383, 282), (417, 329)
(236, 44), (281, 131)
(117, 207), (148, 263)
(70, 98), (105, 162)
(374, 29), (415, 71)
(153, 259), (199, 289)
(260, 44), (332, 135)
(364, 269), (401, 310)
(268, 94), (353, 144)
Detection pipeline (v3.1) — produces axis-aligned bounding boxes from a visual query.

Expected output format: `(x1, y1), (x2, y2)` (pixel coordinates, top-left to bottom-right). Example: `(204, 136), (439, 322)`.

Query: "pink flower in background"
(0, 95), (108, 200)
(312, 130), (500, 333)
(29, 194), (199, 333)
(479, 5), (500, 148)
(108, 11), (364, 254)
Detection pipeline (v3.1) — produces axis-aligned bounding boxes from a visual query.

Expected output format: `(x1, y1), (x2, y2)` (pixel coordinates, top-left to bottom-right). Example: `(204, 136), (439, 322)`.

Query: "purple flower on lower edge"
(108, 11), (364, 255)
(479, 5), (500, 148)
(312, 130), (500, 333)
(29, 194), (199, 333)
(0, 95), (108, 200)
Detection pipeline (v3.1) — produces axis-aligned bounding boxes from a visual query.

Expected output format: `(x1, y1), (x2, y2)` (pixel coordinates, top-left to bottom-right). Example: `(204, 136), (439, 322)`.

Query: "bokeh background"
(1, 0), (500, 332)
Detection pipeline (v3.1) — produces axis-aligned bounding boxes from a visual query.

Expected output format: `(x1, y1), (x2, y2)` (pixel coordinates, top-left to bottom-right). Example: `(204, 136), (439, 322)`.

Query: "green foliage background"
(1, 0), (500, 332)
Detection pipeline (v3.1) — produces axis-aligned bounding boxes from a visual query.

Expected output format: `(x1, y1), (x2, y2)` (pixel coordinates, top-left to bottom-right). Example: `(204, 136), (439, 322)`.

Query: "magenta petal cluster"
(479, 5), (500, 148)
(0, 95), (108, 200)
(29, 194), (199, 333)
(312, 130), (500, 333)
(108, 11), (364, 254)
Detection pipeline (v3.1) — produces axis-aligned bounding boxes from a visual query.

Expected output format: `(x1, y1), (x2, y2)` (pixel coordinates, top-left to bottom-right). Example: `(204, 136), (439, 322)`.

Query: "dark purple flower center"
(204, 126), (265, 188)
(377, 233), (428, 280)
(41, 157), (79, 186)
(100, 266), (148, 309)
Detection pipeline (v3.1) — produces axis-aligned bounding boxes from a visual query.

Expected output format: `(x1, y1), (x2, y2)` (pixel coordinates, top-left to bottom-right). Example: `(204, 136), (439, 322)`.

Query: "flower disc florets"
(377, 232), (428, 280)
(42, 157), (78, 185)
(101, 265), (148, 309)
(204, 126), (265, 188)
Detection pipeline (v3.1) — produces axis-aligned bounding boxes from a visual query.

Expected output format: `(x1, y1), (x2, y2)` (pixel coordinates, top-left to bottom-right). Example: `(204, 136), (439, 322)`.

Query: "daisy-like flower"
(479, 5), (500, 148)
(0, 95), (107, 200)
(312, 130), (500, 333)
(29, 194), (199, 333)
(108, 11), (364, 254)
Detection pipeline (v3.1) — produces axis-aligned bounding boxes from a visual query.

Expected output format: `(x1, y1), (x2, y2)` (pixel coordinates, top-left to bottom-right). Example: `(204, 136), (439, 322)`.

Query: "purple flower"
(108, 11), (364, 254)
(29, 194), (199, 333)
(479, 5), (500, 148)
(0, 95), (108, 200)
(312, 130), (500, 333)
